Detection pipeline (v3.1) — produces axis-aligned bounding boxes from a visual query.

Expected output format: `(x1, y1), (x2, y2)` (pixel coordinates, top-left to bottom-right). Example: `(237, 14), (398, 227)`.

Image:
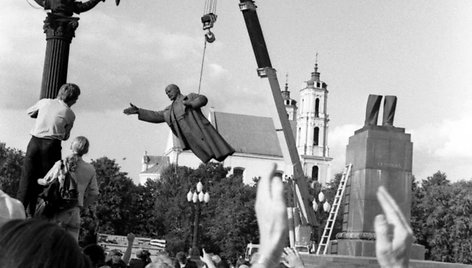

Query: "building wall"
(222, 153), (285, 185)
(138, 173), (159, 185)
(172, 150), (285, 185)
(301, 156), (332, 185)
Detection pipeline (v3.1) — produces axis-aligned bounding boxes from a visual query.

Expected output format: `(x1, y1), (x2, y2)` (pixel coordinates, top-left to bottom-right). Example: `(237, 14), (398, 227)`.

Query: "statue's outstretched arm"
(74, 0), (104, 14)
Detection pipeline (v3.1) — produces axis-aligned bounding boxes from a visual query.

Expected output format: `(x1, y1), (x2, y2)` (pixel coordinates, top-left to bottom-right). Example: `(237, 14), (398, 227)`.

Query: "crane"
(238, 0), (316, 230)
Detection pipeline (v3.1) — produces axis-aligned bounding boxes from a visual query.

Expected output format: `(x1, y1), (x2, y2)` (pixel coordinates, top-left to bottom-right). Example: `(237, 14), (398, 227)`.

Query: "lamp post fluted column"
(40, 13), (79, 99)
(192, 201), (201, 249)
(32, 0), (109, 99)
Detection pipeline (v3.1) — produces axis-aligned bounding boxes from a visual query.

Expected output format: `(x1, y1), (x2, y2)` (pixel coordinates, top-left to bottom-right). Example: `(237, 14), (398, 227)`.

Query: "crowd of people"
(0, 164), (412, 268)
(0, 83), (413, 267)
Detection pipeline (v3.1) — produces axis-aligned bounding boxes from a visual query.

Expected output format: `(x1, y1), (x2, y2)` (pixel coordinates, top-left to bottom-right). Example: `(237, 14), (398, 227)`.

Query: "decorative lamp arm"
(33, 0), (46, 8)
(74, 0), (104, 14)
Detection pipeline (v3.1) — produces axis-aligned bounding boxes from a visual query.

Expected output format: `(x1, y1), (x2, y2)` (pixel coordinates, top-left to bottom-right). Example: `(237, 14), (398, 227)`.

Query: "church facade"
(139, 64), (333, 185)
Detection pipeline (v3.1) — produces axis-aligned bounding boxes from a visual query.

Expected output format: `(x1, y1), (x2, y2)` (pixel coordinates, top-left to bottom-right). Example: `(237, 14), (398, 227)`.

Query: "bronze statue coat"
(137, 93), (235, 163)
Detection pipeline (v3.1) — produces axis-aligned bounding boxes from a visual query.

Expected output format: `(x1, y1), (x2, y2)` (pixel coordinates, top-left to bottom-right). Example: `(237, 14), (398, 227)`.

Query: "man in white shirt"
(17, 83), (80, 217)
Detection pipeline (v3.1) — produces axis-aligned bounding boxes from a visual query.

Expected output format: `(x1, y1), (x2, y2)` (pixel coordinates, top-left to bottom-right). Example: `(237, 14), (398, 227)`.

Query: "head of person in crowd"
(0, 218), (91, 268)
(146, 252), (174, 268)
(83, 244), (106, 268)
(0, 190), (25, 227)
(145, 262), (172, 268)
(137, 249), (152, 263)
(57, 83), (81, 107)
(65, 136), (90, 172)
(216, 256), (230, 268)
(70, 136), (90, 156)
(109, 249), (124, 264)
(176, 251), (187, 266)
(211, 254), (221, 265)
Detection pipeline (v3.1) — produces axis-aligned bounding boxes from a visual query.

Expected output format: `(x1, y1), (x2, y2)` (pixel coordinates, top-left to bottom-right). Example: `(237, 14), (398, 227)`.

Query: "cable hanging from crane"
(197, 0), (217, 94)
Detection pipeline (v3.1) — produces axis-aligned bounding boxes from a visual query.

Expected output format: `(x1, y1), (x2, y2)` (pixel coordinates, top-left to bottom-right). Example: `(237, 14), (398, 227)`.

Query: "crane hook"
(205, 30), (216, 43)
(201, 12), (217, 43)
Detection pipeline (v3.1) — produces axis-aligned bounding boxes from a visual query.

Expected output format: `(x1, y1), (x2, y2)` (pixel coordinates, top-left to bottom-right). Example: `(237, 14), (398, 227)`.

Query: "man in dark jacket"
(124, 84), (234, 163)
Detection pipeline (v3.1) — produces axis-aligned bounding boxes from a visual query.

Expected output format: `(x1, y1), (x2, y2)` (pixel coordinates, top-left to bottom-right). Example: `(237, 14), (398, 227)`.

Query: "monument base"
(300, 254), (472, 268)
(330, 239), (426, 260)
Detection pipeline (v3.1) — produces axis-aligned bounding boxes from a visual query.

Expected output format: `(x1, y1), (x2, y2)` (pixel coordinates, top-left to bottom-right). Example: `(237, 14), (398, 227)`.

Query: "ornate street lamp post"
(312, 190), (331, 250)
(31, 0), (115, 99)
(186, 181), (210, 258)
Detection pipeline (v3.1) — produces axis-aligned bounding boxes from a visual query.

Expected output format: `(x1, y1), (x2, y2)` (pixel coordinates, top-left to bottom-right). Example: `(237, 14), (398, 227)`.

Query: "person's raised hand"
(200, 248), (216, 268)
(127, 232), (135, 243)
(253, 163), (287, 268)
(123, 103), (139, 115)
(281, 247), (304, 268)
(374, 186), (413, 268)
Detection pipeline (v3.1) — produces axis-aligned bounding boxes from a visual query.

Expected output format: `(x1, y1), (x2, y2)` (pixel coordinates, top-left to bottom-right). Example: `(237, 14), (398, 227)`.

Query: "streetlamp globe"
(187, 190), (193, 202)
(323, 201), (331, 212)
(196, 181), (203, 192)
(312, 198), (319, 212)
(203, 192), (210, 203)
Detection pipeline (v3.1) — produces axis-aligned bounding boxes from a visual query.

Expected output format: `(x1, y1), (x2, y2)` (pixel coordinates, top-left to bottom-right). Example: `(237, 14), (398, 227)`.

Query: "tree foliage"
(78, 158), (258, 262)
(153, 163), (258, 262)
(0, 142), (24, 197)
(411, 171), (472, 264)
(92, 157), (136, 235)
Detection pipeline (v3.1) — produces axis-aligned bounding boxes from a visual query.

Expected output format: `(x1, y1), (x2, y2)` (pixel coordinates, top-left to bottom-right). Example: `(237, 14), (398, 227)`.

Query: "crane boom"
(238, 0), (316, 225)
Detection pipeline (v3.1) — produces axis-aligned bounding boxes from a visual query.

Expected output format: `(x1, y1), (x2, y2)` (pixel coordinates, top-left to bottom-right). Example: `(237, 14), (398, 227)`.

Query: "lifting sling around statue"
(123, 84), (235, 163)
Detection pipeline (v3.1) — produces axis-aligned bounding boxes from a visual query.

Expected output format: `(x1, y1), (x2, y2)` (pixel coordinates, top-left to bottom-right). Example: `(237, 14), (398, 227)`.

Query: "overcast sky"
(1, 0), (471, 184)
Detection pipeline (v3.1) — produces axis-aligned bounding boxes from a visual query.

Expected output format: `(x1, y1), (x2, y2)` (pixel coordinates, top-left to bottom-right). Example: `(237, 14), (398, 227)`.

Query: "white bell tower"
(296, 57), (332, 184)
(281, 74), (297, 121)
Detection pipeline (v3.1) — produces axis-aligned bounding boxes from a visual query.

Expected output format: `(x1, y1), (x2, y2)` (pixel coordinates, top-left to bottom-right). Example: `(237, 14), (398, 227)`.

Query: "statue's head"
(165, 84), (180, 101)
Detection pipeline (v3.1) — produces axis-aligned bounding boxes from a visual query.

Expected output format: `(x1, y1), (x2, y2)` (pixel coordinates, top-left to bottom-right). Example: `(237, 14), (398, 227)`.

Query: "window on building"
(315, 98), (320, 117)
(312, 166), (319, 181)
(314, 127), (319, 146)
(233, 167), (245, 178)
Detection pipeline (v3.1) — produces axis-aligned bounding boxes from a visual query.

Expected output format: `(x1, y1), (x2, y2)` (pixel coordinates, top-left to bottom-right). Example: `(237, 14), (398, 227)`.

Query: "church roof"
(212, 111), (296, 157)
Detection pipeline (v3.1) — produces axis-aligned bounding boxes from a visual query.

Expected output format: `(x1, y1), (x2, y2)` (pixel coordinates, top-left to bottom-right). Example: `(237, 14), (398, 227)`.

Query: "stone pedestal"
(330, 239), (425, 260)
(301, 254), (472, 268)
(333, 125), (424, 259)
(40, 13), (79, 99)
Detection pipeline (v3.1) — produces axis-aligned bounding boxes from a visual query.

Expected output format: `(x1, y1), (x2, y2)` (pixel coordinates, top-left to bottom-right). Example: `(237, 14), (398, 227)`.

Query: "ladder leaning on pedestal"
(316, 163), (352, 255)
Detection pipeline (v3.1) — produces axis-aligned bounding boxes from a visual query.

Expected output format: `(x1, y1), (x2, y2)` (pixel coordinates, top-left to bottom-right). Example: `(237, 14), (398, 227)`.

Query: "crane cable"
(197, 39), (208, 94)
(197, 0), (217, 94)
